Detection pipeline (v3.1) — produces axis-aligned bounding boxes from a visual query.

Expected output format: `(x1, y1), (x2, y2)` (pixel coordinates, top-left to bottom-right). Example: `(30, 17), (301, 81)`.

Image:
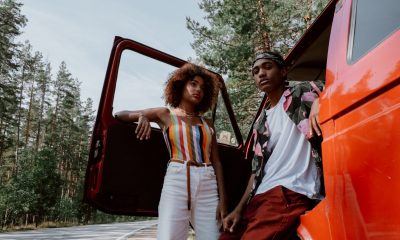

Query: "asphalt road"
(0, 220), (158, 240)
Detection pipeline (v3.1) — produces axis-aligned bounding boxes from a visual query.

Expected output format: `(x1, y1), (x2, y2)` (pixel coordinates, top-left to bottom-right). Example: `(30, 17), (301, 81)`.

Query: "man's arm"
(309, 98), (321, 137)
(222, 174), (255, 232)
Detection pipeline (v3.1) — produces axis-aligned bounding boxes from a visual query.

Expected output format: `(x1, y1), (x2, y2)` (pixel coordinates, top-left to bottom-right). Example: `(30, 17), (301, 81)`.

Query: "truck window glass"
(113, 50), (177, 128)
(349, 0), (400, 62)
(113, 49), (239, 141)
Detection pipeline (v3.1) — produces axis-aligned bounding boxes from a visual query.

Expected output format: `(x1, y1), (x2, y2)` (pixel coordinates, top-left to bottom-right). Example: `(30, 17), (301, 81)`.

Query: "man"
(220, 51), (324, 240)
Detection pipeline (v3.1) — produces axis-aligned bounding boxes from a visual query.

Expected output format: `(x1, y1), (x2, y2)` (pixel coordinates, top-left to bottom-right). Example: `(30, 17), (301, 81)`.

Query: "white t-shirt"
(255, 95), (322, 199)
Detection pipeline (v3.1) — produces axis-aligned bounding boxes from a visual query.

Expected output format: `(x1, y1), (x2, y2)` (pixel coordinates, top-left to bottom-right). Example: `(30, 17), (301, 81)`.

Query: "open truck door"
(83, 37), (251, 216)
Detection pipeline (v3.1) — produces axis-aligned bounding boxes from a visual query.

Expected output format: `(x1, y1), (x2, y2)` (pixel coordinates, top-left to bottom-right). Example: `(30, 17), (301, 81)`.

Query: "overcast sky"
(18, 0), (207, 110)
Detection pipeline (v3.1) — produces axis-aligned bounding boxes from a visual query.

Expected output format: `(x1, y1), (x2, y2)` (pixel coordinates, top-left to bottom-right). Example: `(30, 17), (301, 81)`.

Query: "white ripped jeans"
(157, 161), (220, 240)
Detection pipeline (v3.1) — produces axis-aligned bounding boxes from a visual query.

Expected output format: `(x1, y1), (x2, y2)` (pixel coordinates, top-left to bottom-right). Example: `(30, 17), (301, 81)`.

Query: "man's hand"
(135, 114), (151, 140)
(309, 98), (322, 137)
(222, 209), (242, 233)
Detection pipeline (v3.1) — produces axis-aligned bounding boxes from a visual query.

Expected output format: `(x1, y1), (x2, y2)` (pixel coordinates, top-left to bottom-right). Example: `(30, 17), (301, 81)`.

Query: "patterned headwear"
(252, 52), (285, 68)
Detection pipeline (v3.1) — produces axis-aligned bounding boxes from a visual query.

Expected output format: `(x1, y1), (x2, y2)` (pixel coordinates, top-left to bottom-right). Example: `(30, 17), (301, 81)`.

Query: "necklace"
(177, 108), (199, 118)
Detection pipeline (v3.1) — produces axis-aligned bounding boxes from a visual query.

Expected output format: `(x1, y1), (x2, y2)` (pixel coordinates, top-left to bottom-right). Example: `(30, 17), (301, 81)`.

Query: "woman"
(115, 63), (227, 240)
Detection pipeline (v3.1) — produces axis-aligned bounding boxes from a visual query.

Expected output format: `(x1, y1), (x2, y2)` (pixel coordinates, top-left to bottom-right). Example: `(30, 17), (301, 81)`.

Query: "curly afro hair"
(163, 63), (220, 114)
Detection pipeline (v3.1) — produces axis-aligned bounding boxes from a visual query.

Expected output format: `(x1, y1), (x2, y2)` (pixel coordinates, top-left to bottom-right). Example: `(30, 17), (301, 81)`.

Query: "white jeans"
(157, 162), (220, 240)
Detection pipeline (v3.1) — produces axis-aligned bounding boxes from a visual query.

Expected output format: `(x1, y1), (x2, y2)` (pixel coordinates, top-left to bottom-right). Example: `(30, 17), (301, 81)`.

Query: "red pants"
(220, 186), (316, 240)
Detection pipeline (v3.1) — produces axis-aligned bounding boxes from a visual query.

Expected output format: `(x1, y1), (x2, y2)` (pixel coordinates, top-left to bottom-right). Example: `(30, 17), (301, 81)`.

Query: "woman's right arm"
(114, 107), (169, 140)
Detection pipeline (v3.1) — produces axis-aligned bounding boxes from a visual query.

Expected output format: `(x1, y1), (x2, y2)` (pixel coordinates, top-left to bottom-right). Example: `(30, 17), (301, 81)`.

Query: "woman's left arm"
(209, 121), (228, 221)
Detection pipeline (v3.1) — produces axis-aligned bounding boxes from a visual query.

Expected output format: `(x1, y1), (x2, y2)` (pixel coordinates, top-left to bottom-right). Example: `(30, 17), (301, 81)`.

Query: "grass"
(1, 221), (78, 232)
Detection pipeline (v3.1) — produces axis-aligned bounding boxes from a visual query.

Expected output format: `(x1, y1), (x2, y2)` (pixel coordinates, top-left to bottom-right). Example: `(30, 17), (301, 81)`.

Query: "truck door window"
(113, 50), (177, 128)
(348, 0), (400, 62)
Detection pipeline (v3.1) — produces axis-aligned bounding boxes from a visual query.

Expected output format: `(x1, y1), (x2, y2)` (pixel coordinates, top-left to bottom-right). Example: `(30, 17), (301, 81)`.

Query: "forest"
(0, 0), (328, 231)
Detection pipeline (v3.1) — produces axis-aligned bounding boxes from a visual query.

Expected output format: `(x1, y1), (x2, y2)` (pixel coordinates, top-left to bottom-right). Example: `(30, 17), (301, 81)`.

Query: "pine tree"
(13, 42), (33, 173)
(0, 0), (26, 75)
(35, 62), (52, 151)
(0, 0), (27, 179)
(187, 0), (329, 136)
(43, 62), (92, 223)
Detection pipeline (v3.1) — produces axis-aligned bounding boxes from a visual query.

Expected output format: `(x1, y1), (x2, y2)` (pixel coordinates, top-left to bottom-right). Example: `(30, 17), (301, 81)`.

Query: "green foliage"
(31, 148), (62, 221)
(0, 0), (26, 75)
(187, 0), (329, 137)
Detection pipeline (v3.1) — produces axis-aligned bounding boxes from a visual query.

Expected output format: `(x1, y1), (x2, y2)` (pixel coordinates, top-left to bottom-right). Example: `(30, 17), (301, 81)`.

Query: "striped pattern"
(163, 111), (213, 164)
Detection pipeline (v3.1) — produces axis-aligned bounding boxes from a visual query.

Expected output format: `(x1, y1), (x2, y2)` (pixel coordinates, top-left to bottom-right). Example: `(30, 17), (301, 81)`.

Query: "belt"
(169, 159), (213, 210)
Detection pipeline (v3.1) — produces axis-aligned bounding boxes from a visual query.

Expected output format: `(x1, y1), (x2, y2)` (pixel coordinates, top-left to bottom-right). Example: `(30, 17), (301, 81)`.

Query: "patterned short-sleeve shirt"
(251, 81), (325, 197)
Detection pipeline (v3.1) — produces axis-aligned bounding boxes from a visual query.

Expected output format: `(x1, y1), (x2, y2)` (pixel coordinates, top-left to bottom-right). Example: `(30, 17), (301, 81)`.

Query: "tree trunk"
(0, 117), (4, 166)
(14, 67), (26, 175)
(24, 77), (35, 145)
(305, 0), (313, 29)
(3, 208), (9, 228)
(35, 69), (48, 151)
(255, 0), (271, 52)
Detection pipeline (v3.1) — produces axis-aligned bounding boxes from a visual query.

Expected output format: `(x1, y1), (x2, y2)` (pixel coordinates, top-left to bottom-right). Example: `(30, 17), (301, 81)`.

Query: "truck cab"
(290, 0), (400, 239)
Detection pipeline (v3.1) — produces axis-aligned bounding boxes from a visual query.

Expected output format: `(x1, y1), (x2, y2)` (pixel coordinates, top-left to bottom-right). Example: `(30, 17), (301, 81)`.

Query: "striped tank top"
(163, 111), (214, 164)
